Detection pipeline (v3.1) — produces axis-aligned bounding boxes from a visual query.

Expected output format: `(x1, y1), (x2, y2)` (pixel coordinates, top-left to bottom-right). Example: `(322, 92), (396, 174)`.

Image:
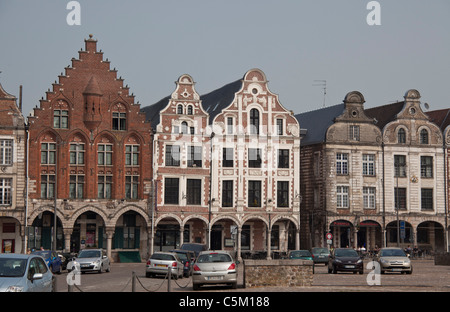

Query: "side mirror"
(32, 273), (43, 281)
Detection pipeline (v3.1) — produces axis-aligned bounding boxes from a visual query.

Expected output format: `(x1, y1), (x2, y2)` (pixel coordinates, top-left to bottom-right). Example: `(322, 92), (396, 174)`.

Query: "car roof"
(0, 253), (34, 259)
(198, 250), (231, 256)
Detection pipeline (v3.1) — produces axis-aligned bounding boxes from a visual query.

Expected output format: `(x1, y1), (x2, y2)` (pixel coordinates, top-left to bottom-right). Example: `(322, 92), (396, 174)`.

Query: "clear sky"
(0, 0), (449, 118)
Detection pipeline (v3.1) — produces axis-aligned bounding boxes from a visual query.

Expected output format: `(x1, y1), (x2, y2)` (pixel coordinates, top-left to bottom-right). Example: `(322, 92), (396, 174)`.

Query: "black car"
(170, 249), (195, 277)
(328, 248), (363, 274)
(180, 243), (207, 258)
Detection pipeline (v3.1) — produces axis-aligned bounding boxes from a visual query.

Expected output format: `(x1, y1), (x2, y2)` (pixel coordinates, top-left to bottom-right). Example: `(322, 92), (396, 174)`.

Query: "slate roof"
(426, 108), (450, 131)
(140, 95), (170, 131)
(364, 101), (405, 131)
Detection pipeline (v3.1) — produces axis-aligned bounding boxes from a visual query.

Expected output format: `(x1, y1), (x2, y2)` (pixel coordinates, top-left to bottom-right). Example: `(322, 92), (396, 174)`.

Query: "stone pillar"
(179, 227), (184, 248)
(237, 227), (242, 262)
(105, 227), (115, 261)
(266, 229), (272, 260)
(63, 228), (73, 252)
(296, 229), (300, 250)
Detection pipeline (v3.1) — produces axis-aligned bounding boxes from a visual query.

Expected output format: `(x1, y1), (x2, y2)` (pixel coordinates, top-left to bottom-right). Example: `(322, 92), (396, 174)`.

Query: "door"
(211, 230), (222, 250)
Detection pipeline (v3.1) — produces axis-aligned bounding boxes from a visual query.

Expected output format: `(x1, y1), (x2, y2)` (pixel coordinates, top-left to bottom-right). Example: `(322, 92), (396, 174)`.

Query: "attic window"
(252, 88), (258, 95)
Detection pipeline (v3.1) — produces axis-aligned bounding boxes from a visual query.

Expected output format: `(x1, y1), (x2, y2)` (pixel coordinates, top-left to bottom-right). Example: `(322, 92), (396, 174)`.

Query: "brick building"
(27, 35), (153, 260)
(0, 83), (27, 253)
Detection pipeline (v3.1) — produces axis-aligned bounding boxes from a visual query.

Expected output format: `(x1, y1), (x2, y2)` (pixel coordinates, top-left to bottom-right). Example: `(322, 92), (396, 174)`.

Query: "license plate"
(81, 264), (89, 267)
(345, 265), (355, 269)
(319, 256), (324, 258)
(391, 268), (402, 272)
(207, 276), (223, 281)
(156, 264), (167, 267)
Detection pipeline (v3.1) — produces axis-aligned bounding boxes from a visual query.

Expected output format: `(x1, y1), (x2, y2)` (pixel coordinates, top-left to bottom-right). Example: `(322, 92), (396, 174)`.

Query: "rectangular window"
(0, 140), (13, 165)
(336, 153), (348, 175)
(69, 175), (84, 199)
(336, 185), (349, 208)
(276, 119), (283, 135)
(362, 154), (375, 176)
(394, 155), (407, 177)
(421, 188), (433, 211)
(248, 148), (262, 168)
(125, 145), (139, 166)
(98, 144), (113, 166)
(278, 149), (289, 168)
(277, 181), (289, 207)
(186, 179), (201, 205)
(420, 156), (433, 178)
(164, 178), (179, 205)
(222, 180), (233, 207)
(222, 148), (233, 168)
(248, 180), (261, 207)
(41, 175), (55, 199)
(125, 176), (139, 199)
(98, 175), (112, 199)
(0, 178), (12, 205)
(349, 125), (360, 141)
(41, 143), (56, 164)
(70, 143), (85, 165)
(165, 145), (180, 167)
(187, 146), (202, 167)
(363, 187), (376, 209)
(394, 188), (407, 210)
(53, 110), (68, 129)
(112, 112), (126, 130)
(227, 117), (233, 135)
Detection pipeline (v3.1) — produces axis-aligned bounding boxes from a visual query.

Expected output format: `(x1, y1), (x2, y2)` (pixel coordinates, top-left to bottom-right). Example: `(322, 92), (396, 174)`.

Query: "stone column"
(105, 227), (115, 261)
(237, 227), (242, 262)
(63, 228), (73, 252)
(296, 229), (300, 250)
(266, 229), (272, 260)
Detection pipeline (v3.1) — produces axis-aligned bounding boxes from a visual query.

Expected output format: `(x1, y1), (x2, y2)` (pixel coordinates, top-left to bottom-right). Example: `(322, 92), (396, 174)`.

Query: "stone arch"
(110, 204), (150, 226)
(68, 205), (110, 227)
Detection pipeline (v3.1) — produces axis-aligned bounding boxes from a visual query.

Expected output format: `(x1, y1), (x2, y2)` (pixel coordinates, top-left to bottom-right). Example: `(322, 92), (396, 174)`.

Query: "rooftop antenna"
(313, 80), (327, 107)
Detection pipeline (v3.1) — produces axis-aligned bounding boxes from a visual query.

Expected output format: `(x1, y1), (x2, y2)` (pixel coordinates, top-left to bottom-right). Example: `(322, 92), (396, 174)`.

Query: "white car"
(146, 252), (183, 279)
(68, 249), (110, 274)
(192, 250), (238, 290)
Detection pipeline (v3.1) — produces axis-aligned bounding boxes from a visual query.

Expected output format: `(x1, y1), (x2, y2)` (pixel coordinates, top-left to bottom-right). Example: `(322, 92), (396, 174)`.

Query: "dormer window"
(250, 109), (259, 135)
(420, 129), (429, 144)
(177, 105), (183, 114)
(54, 110), (69, 129)
(398, 128), (406, 144)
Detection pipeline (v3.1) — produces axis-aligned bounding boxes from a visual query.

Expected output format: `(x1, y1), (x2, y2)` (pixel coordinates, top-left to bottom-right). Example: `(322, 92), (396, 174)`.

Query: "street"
(54, 259), (450, 292)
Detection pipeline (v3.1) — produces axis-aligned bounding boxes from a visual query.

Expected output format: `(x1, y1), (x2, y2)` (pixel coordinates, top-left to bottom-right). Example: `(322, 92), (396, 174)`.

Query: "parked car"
(328, 248), (363, 274)
(60, 252), (77, 271)
(180, 243), (207, 258)
(0, 253), (54, 292)
(375, 247), (412, 274)
(192, 250), (238, 290)
(146, 252), (183, 279)
(170, 249), (195, 277)
(288, 250), (313, 260)
(311, 247), (330, 265)
(67, 249), (110, 273)
(31, 250), (62, 274)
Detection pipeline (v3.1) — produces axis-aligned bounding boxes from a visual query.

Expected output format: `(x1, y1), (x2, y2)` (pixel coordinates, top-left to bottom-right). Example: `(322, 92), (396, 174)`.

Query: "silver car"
(68, 249), (111, 273)
(192, 250), (238, 290)
(0, 253), (54, 292)
(376, 247), (412, 274)
(146, 252), (183, 279)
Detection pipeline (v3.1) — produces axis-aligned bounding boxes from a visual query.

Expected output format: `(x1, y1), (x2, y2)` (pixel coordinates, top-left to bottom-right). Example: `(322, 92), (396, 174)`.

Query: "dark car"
(328, 248), (363, 274)
(31, 250), (62, 274)
(180, 243), (207, 258)
(311, 247), (330, 265)
(170, 249), (195, 277)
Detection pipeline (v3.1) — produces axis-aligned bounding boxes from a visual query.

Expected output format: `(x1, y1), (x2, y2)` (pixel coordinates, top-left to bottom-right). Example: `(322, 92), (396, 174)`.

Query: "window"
(41, 175), (55, 199)
(98, 144), (113, 166)
(227, 117), (233, 135)
(125, 176), (139, 199)
(187, 146), (202, 167)
(394, 155), (407, 177)
(70, 143), (85, 165)
(276, 119), (283, 135)
(177, 105), (183, 114)
(41, 143), (56, 164)
(349, 125), (360, 141)
(278, 149), (289, 169)
(112, 112), (126, 130)
(420, 156), (433, 178)
(248, 148), (262, 168)
(421, 188), (433, 211)
(187, 105), (193, 115)
(164, 178), (179, 205)
(249, 109), (259, 135)
(97, 175), (112, 199)
(0, 140), (12, 165)
(363, 187), (376, 209)
(362, 154), (375, 176)
(248, 181), (261, 207)
(420, 129), (429, 144)
(277, 181), (289, 207)
(181, 122), (188, 134)
(398, 128), (406, 144)
(336, 153), (348, 175)
(53, 110), (68, 129)
(186, 179), (201, 205)
(0, 178), (12, 205)
(222, 148), (233, 167)
(125, 145), (139, 166)
(394, 188), (407, 210)
(165, 145), (180, 167)
(69, 175), (84, 199)
(336, 186), (349, 208)
(222, 180), (233, 207)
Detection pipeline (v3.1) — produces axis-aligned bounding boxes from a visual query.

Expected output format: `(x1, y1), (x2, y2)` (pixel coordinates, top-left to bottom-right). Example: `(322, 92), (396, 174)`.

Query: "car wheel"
(106, 265), (111, 272)
(332, 265), (337, 274)
(231, 282), (237, 289)
(98, 265), (103, 274)
(328, 266), (332, 274)
(193, 283), (200, 291)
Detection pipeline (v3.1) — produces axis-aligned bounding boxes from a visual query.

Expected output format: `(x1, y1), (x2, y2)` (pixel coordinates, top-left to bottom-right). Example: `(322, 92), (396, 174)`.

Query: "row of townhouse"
(0, 36), (448, 261)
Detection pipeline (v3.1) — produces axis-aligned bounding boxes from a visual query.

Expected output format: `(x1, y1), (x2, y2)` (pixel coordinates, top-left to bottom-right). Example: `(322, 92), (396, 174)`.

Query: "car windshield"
(312, 248), (329, 254)
(0, 259), (27, 277)
(380, 249), (406, 257)
(78, 250), (101, 258)
(289, 251), (311, 258)
(32, 251), (51, 259)
(175, 253), (188, 261)
(197, 253), (232, 263)
(335, 249), (358, 257)
(151, 253), (175, 261)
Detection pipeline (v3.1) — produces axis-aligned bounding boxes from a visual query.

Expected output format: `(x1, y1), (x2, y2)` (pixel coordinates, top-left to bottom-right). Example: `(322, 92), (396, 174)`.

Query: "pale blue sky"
(1, 0), (449, 117)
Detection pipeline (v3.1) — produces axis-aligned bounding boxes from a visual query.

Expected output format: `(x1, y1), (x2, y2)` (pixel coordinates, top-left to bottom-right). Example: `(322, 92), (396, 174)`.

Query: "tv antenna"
(313, 80), (327, 107)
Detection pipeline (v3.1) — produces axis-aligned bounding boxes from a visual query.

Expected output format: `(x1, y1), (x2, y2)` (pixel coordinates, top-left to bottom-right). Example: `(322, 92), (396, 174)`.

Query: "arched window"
(398, 128), (406, 144)
(181, 121), (188, 134)
(187, 105), (193, 115)
(420, 129), (429, 144)
(249, 109), (259, 135)
(177, 105), (183, 115)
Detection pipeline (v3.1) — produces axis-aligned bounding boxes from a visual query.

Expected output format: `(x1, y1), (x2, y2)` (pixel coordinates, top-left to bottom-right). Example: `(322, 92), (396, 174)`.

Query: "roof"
(294, 104), (345, 145)
(426, 108), (450, 131)
(364, 101), (405, 131)
(140, 95), (170, 131)
(83, 76), (103, 95)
